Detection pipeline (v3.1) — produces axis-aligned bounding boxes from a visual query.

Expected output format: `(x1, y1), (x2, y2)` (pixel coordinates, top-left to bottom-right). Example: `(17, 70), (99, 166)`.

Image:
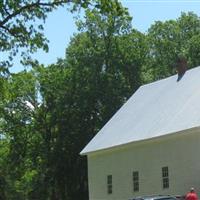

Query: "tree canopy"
(0, 0), (125, 72)
(146, 12), (200, 80)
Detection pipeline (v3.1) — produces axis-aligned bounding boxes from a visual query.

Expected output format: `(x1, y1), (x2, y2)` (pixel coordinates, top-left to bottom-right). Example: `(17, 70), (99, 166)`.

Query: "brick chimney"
(176, 57), (187, 81)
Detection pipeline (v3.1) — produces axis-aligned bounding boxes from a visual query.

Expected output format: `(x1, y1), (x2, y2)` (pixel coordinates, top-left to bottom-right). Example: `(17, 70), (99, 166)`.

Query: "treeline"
(1, 6), (200, 200)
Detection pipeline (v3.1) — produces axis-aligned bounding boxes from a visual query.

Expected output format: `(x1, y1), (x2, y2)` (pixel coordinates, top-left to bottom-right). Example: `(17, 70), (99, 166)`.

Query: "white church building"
(80, 66), (200, 200)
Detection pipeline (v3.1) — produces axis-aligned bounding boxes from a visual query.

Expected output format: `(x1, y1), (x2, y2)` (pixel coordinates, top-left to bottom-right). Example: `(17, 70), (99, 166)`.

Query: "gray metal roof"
(80, 66), (200, 155)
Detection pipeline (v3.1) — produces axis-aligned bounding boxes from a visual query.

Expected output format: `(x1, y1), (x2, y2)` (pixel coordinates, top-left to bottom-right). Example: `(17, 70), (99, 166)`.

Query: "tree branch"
(0, 1), (70, 27)
(1, 25), (24, 40)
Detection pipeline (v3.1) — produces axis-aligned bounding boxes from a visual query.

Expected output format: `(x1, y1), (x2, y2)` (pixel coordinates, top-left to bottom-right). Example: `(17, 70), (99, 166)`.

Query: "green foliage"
(0, 71), (41, 199)
(69, 8), (147, 121)
(29, 8), (145, 199)
(0, 0), (60, 70)
(0, 0), (123, 72)
(146, 12), (200, 81)
(1, 6), (200, 200)
(0, 139), (9, 200)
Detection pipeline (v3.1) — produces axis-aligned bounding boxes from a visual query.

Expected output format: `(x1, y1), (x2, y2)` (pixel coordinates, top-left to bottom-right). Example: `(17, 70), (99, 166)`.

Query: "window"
(162, 166), (169, 189)
(107, 175), (112, 194)
(133, 171), (139, 192)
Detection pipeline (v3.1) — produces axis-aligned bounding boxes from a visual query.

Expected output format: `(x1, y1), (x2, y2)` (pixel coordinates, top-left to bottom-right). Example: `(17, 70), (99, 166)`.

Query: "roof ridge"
(141, 66), (200, 88)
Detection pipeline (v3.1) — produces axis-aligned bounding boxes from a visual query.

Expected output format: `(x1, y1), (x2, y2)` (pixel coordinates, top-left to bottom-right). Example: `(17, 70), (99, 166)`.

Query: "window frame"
(107, 175), (112, 194)
(162, 166), (169, 189)
(133, 171), (139, 192)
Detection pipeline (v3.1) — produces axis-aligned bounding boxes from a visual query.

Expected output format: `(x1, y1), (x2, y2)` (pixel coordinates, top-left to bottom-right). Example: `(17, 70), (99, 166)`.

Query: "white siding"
(87, 129), (200, 200)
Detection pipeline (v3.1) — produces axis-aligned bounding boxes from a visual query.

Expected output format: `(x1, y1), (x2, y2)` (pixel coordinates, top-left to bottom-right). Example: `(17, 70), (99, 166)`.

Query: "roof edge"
(80, 126), (200, 156)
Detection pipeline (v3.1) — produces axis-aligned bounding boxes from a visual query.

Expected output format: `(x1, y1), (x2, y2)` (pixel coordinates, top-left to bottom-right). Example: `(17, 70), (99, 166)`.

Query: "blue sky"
(8, 0), (200, 72)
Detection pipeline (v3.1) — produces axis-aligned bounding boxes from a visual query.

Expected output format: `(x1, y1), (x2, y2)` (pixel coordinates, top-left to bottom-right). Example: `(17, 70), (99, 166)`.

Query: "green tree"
(146, 12), (200, 81)
(0, 138), (9, 200)
(0, 0), (125, 72)
(71, 8), (147, 119)
(0, 0), (66, 72)
(32, 7), (147, 200)
(12, 6), (146, 200)
(0, 0), (126, 109)
(0, 71), (42, 199)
